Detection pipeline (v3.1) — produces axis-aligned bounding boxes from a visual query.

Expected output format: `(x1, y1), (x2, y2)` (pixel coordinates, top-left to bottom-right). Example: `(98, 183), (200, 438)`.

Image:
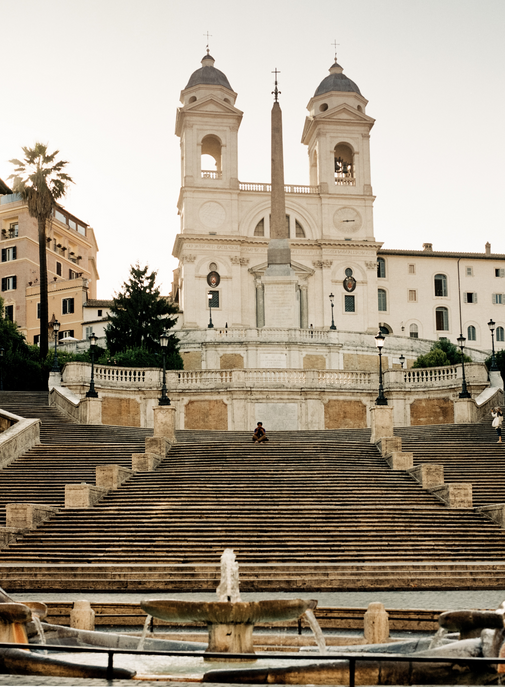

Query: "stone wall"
(410, 397), (454, 426)
(303, 355), (326, 370)
(343, 353), (383, 372)
(185, 400), (228, 430)
(102, 397), (141, 427)
(182, 351), (202, 370)
(324, 399), (367, 429)
(220, 354), (244, 369)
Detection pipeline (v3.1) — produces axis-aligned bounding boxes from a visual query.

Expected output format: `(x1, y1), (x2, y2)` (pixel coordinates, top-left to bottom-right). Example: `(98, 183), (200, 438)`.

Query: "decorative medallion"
(207, 271), (220, 287)
(343, 274), (356, 292)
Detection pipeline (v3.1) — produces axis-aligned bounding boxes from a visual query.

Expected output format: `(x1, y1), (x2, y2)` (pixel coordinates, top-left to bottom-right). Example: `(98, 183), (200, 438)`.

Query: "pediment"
(318, 103), (374, 124)
(185, 94), (242, 116)
(249, 260), (315, 278)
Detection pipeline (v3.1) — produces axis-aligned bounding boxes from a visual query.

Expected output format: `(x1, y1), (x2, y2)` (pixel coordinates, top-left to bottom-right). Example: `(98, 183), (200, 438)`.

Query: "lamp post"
(329, 293), (336, 330)
(0, 347), (4, 391)
(158, 332), (171, 406)
(51, 320), (60, 373)
(86, 332), (99, 398)
(375, 331), (388, 405)
(488, 319), (499, 372)
(399, 354), (405, 369)
(207, 292), (214, 329)
(457, 334), (471, 399)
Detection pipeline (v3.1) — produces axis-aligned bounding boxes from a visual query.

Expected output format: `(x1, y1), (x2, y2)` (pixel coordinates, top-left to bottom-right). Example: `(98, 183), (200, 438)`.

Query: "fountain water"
(141, 549), (318, 658)
(137, 614), (153, 651)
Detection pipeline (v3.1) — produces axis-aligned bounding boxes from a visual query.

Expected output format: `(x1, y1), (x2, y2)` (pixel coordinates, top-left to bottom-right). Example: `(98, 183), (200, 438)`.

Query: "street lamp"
(375, 331), (388, 405)
(457, 334), (471, 399)
(51, 320), (60, 373)
(207, 292), (214, 329)
(399, 354), (405, 369)
(86, 332), (99, 398)
(158, 332), (171, 406)
(488, 319), (499, 372)
(0, 348), (4, 391)
(329, 293), (336, 331)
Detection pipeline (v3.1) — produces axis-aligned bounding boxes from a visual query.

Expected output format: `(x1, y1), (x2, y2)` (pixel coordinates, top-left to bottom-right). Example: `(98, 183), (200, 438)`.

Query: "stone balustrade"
(239, 182), (320, 194)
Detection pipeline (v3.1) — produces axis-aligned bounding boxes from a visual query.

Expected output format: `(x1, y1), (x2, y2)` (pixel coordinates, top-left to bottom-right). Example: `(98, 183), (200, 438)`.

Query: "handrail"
(1, 641), (504, 684)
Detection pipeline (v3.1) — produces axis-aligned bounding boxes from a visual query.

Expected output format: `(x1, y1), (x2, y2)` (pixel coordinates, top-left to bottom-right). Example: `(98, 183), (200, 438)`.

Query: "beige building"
(0, 184), (99, 343)
(170, 53), (505, 369)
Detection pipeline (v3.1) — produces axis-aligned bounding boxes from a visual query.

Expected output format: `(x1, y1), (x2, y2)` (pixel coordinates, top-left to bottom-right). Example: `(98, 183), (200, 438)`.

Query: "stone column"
(79, 397), (102, 425)
(364, 602), (389, 644)
(370, 405), (394, 444)
(230, 257), (243, 326)
(300, 283), (309, 329)
(255, 279), (265, 328)
(70, 601), (95, 631)
(153, 405), (176, 443)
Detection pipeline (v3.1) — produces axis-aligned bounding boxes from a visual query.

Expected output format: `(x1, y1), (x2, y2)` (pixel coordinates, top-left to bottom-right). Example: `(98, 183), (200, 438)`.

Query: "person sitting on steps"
(252, 422), (268, 444)
(491, 407), (503, 443)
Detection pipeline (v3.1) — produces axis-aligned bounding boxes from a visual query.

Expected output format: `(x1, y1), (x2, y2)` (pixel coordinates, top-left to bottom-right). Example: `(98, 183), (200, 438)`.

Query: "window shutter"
(1, 278), (5, 291)
(493, 294), (497, 304)
(474, 293), (477, 304)
(12, 246), (16, 260)
(69, 299), (74, 314)
(1, 249), (5, 262)
(464, 292), (468, 303)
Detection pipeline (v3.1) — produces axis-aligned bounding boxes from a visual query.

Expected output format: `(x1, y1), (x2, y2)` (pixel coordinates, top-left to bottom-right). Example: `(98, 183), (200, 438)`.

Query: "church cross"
(332, 39), (340, 61)
(204, 31), (212, 53)
(272, 68), (281, 102)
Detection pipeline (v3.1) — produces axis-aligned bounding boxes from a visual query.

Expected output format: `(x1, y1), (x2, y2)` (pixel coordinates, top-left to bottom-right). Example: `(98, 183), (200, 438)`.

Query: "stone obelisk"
(263, 70), (298, 328)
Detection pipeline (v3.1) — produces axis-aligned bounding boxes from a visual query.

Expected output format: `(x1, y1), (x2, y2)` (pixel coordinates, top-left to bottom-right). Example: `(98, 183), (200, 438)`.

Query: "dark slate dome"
(314, 61), (361, 97)
(184, 53), (233, 92)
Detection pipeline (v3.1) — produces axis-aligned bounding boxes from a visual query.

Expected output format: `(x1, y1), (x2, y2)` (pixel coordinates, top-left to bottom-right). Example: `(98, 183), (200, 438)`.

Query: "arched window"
(409, 323), (419, 338)
(377, 258), (386, 279)
(467, 325), (477, 341)
(295, 220), (305, 238)
(254, 219), (265, 237)
(434, 274), (448, 297)
(378, 289), (387, 312)
(435, 307), (449, 331)
(201, 135), (222, 179)
(497, 326), (505, 342)
(379, 324), (392, 335)
(334, 143), (354, 186)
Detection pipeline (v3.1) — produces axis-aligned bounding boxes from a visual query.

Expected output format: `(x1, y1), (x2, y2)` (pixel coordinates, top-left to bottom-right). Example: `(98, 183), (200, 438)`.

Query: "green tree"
(413, 339), (472, 368)
(106, 264), (182, 368)
(9, 143), (73, 359)
(0, 298), (46, 390)
(485, 349), (505, 383)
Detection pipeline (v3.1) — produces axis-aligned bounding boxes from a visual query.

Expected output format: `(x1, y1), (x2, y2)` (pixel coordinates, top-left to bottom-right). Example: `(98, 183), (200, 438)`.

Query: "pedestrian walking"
(491, 407), (503, 443)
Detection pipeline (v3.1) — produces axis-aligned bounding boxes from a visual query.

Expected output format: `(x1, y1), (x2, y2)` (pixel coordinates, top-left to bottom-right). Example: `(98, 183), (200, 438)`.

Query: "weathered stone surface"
(0, 527), (21, 549)
(408, 464), (444, 489)
(410, 397), (454, 425)
(96, 464), (132, 490)
(343, 353), (380, 372)
(153, 405), (176, 442)
(303, 355), (326, 370)
(370, 406), (393, 444)
(102, 397), (140, 427)
(454, 398), (477, 424)
(324, 400), (366, 429)
(430, 483), (473, 508)
(220, 354), (244, 370)
(70, 600), (95, 632)
(145, 436), (172, 456)
(385, 451), (414, 470)
(377, 436), (402, 455)
(65, 484), (108, 509)
(80, 397), (102, 425)
(132, 453), (162, 472)
(182, 351), (202, 370)
(5, 503), (58, 530)
(363, 602), (390, 644)
(185, 400), (228, 430)
(0, 418), (40, 470)
(477, 503), (505, 528)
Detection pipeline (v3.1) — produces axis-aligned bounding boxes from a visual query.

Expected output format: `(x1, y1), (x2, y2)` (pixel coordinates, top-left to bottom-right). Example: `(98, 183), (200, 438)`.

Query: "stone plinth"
(262, 270), (299, 329)
(96, 465), (132, 490)
(384, 452), (414, 470)
(80, 397), (102, 425)
(454, 398), (477, 424)
(5, 504), (59, 530)
(153, 406), (176, 443)
(370, 406), (394, 444)
(377, 437), (402, 456)
(65, 484), (107, 508)
(477, 504), (505, 528)
(70, 600), (95, 631)
(363, 602), (390, 644)
(132, 453), (162, 472)
(145, 436), (172, 456)
(408, 464), (444, 489)
(430, 483), (473, 508)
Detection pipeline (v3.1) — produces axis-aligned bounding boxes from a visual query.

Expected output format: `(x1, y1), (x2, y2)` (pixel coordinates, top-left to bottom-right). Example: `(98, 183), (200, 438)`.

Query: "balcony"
(201, 170), (222, 179)
(239, 182), (320, 194)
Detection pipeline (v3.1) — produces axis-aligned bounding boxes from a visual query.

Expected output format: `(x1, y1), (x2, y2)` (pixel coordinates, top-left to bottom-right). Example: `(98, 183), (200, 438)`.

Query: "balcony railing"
(239, 182), (320, 194)
(335, 174), (356, 186)
(201, 170), (222, 179)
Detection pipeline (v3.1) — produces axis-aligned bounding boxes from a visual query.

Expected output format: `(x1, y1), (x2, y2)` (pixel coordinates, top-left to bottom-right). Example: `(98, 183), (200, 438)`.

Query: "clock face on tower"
(333, 207), (362, 233)
(199, 201), (226, 229)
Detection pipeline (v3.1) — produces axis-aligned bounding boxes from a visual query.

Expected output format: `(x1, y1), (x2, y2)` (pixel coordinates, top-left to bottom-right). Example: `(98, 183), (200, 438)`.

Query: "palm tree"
(9, 144), (73, 359)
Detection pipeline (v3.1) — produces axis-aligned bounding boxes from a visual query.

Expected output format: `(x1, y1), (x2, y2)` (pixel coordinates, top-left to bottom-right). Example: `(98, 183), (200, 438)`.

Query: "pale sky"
(0, 0), (503, 299)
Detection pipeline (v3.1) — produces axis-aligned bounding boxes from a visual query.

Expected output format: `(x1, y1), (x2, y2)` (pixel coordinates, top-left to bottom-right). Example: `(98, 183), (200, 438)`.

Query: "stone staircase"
(395, 422), (505, 508)
(2, 392), (505, 590)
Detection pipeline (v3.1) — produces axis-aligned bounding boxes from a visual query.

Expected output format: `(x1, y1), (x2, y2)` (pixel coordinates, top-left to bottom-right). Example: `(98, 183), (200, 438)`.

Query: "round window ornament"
(207, 271), (220, 288)
(199, 201), (226, 229)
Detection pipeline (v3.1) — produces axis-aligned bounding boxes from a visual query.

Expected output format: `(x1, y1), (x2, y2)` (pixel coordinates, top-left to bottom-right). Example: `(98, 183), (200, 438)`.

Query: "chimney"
(423, 243), (433, 252)
(485, 242), (491, 255)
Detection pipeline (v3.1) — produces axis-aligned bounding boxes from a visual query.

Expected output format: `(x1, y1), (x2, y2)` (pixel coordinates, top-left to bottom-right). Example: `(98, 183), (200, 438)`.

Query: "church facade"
(171, 53), (504, 372)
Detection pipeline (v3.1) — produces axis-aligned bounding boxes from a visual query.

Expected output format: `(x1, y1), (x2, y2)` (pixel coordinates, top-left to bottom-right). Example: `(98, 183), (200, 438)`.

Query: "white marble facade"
(171, 53), (505, 367)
